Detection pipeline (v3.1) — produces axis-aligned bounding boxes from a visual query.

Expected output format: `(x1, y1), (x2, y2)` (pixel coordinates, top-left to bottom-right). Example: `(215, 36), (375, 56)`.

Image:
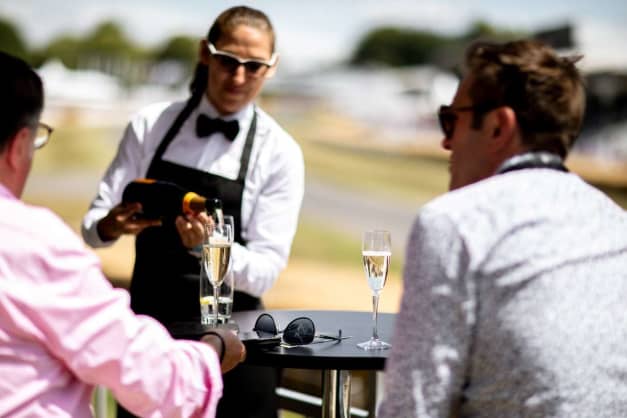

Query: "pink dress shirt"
(0, 184), (223, 417)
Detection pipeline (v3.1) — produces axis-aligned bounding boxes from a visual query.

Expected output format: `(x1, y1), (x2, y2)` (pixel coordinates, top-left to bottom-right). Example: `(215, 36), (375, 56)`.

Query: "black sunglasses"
(438, 104), (498, 139)
(253, 313), (343, 346)
(207, 42), (277, 78)
(437, 105), (477, 139)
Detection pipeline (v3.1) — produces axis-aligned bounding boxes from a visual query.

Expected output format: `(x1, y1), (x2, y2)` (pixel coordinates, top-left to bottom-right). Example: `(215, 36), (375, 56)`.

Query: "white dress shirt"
(82, 96), (305, 297)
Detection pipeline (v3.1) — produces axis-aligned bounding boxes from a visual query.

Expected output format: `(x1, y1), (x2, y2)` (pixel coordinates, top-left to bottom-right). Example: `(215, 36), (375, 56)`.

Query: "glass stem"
(371, 293), (380, 341)
(213, 285), (220, 324)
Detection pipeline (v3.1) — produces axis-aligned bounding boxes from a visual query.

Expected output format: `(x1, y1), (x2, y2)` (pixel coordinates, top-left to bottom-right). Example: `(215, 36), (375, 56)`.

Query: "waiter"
(82, 6), (304, 418)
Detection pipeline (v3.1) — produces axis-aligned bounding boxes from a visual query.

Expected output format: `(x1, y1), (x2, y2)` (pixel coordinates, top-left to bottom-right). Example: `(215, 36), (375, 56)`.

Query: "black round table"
(238, 309), (396, 418)
(232, 309), (395, 368)
(167, 309), (396, 418)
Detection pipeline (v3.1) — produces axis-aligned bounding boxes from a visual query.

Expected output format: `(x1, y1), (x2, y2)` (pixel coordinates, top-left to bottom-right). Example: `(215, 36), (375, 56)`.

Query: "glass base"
(200, 315), (237, 328)
(200, 315), (219, 326)
(357, 338), (391, 351)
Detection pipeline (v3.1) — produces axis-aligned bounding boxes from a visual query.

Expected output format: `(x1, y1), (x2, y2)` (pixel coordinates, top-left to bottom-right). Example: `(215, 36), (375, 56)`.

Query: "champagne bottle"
(122, 178), (221, 219)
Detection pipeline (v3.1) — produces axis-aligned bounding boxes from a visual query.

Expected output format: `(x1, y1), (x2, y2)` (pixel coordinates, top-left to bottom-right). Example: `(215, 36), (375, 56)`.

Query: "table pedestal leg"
(322, 369), (351, 418)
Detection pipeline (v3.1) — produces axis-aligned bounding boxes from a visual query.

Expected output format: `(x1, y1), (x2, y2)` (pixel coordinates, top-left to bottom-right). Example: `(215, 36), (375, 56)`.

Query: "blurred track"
(301, 176), (425, 252)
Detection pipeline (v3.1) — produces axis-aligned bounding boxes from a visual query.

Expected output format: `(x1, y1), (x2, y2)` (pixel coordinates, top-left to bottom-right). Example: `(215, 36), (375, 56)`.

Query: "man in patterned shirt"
(378, 40), (627, 418)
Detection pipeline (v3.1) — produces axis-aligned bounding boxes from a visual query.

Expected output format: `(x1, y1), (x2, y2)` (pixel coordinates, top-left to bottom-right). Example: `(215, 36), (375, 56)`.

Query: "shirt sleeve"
(231, 134), (305, 297)
(81, 109), (157, 248)
(377, 208), (475, 418)
(3, 211), (223, 417)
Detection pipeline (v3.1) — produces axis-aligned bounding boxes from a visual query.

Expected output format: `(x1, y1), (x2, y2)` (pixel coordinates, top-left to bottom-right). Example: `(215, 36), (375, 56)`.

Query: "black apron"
(130, 98), (261, 321)
(119, 96), (279, 418)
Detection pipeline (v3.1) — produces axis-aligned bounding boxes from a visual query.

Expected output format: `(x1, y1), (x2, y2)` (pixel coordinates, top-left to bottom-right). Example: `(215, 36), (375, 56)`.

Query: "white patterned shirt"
(378, 167), (627, 418)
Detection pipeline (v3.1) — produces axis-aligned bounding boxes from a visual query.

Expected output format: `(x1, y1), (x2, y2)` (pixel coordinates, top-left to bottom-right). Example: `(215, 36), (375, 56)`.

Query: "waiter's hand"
(201, 329), (246, 373)
(97, 203), (161, 242)
(175, 211), (211, 249)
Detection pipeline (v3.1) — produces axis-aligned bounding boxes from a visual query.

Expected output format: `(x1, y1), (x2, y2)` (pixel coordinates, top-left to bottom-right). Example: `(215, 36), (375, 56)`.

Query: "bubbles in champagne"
(202, 244), (231, 286)
(362, 250), (391, 292)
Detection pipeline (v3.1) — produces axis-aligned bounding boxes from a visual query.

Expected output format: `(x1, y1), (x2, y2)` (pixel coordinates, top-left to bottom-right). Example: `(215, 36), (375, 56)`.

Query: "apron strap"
(148, 96), (258, 184)
(148, 94), (202, 174)
(237, 110), (257, 182)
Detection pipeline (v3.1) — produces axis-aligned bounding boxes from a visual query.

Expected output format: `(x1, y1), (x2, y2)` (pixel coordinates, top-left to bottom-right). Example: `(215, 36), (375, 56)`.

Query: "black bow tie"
(196, 114), (240, 141)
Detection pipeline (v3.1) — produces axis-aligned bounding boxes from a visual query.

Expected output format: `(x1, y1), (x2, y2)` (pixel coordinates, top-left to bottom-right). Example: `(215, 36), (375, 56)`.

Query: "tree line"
(351, 21), (527, 71)
(0, 17), (198, 86)
(2, 15), (623, 141)
(1, 15), (528, 84)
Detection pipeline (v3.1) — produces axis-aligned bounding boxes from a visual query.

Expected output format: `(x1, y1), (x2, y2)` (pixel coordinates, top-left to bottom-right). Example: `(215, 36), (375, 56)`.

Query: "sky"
(2, 0), (627, 72)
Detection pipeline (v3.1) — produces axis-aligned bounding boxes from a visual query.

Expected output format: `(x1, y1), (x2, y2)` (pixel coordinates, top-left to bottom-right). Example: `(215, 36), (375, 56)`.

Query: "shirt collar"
(0, 182), (16, 200)
(496, 151), (567, 175)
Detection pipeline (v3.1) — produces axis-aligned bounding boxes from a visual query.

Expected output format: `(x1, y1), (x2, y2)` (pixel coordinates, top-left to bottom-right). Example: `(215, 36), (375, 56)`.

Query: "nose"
(231, 64), (247, 84)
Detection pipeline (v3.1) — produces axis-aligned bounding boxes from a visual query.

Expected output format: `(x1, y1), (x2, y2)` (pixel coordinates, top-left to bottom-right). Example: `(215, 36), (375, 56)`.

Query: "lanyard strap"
(496, 152), (568, 175)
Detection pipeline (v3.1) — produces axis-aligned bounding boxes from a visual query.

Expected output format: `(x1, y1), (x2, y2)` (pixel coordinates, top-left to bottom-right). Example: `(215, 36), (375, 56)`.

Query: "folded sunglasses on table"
(243, 313), (350, 348)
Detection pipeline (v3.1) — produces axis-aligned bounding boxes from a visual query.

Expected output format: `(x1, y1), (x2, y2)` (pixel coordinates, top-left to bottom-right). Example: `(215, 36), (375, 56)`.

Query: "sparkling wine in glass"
(358, 230), (391, 350)
(212, 215), (235, 324)
(200, 217), (233, 325)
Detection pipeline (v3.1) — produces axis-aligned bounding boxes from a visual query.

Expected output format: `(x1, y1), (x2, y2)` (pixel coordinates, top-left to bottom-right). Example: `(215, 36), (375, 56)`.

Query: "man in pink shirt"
(0, 52), (246, 417)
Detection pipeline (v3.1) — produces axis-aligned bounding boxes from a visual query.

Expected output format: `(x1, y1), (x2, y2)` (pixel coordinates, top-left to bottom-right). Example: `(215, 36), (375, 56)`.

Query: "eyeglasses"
(207, 42), (277, 79)
(253, 313), (345, 346)
(34, 122), (53, 149)
(438, 105), (483, 140)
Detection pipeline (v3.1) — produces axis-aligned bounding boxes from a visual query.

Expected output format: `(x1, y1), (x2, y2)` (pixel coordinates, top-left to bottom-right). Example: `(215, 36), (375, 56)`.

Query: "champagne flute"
(217, 215), (235, 324)
(199, 257), (214, 325)
(358, 230), (392, 350)
(200, 217), (234, 325)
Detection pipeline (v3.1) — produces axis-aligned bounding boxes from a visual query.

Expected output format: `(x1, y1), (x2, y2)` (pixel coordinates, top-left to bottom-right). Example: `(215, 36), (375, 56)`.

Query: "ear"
(264, 53), (280, 79)
(199, 39), (210, 65)
(489, 106), (518, 151)
(5, 127), (31, 171)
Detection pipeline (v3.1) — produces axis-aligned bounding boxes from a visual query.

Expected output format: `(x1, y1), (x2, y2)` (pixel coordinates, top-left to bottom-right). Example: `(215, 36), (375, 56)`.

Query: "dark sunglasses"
(437, 105), (478, 139)
(208, 42), (277, 78)
(253, 313), (344, 346)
